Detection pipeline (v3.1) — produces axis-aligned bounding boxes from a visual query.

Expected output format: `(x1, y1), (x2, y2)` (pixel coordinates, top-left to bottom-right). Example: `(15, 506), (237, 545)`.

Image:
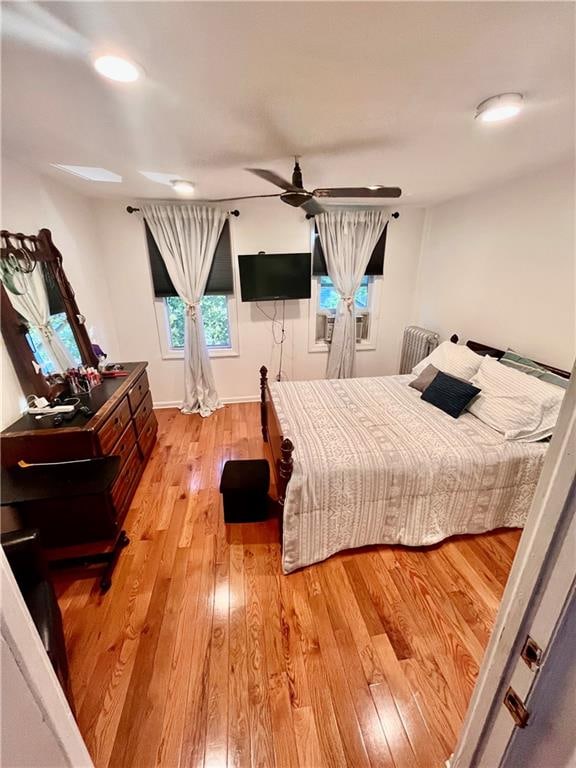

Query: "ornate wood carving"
(260, 365), (269, 442)
(0, 227), (98, 401)
(259, 365), (295, 511)
(451, 334), (569, 379)
(1, 284), (52, 399)
(278, 438), (294, 508)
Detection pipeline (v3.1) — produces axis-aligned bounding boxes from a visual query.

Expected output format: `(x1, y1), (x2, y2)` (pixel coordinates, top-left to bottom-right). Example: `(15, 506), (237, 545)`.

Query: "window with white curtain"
(146, 219), (238, 358)
(308, 221), (386, 351)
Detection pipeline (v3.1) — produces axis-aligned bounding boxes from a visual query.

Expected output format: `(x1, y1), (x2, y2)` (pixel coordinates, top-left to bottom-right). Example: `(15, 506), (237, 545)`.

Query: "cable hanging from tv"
(255, 297), (287, 382)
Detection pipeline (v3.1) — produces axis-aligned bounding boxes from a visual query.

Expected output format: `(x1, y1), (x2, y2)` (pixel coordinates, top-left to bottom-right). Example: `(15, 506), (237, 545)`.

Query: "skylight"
(51, 165), (122, 182)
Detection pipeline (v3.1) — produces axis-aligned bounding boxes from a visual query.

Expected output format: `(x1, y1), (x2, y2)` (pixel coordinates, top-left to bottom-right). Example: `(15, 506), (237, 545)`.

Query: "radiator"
(399, 326), (439, 374)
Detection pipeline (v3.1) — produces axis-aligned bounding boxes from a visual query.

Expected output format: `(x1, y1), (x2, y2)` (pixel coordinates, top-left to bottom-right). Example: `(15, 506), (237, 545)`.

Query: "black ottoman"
(219, 459), (270, 523)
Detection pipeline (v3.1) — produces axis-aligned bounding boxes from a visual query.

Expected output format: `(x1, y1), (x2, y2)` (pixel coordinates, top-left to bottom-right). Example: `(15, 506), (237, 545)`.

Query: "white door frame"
(1, 547), (93, 767)
(451, 361), (576, 767)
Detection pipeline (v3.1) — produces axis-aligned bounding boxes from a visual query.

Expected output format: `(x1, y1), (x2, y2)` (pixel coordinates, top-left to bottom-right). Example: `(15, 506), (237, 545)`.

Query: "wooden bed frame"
(260, 340), (571, 505)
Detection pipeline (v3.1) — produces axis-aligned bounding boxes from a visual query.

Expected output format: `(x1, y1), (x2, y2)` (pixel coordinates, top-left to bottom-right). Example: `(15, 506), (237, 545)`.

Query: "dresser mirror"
(0, 228), (98, 401)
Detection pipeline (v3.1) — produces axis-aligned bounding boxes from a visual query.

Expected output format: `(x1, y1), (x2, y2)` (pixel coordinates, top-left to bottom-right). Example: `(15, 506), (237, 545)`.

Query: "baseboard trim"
(153, 395), (259, 409)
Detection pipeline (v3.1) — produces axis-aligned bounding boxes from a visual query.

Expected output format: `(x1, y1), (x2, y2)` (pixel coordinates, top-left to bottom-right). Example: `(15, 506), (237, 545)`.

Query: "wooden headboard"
(450, 334), (571, 379)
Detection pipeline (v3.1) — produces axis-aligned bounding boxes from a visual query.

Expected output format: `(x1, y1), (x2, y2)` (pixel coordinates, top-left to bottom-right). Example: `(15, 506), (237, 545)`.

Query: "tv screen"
(238, 252), (311, 302)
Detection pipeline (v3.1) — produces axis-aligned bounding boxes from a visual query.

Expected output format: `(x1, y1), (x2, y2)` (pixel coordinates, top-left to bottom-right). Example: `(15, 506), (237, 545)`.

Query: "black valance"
(312, 222), (388, 277)
(41, 261), (66, 315)
(145, 219), (233, 297)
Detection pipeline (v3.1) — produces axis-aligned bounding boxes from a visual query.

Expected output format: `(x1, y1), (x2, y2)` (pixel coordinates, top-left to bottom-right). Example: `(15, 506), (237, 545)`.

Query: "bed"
(259, 339), (570, 574)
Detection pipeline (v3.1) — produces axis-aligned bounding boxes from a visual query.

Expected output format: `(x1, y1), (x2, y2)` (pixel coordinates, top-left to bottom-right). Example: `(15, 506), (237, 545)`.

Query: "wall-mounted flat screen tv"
(238, 252), (311, 302)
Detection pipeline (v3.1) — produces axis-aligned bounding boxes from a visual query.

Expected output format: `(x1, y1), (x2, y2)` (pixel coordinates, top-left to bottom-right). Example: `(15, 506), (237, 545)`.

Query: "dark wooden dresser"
(1, 363), (157, 572)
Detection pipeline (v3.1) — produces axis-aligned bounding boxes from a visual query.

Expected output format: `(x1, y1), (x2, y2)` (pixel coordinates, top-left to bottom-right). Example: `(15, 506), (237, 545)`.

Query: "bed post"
(278, 438), (294, 507)
(260, 365), (269, 442)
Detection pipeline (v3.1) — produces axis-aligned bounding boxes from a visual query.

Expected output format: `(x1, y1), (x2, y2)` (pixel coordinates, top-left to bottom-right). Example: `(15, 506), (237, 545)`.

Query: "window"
(313, 275), (374, 347)
(146, 219), (238, 358)
(163, 295), (232, 350)
(50, 312), (82, 364)
(26, 312), (82, 374)
(310, 221), (386, 350)
(318, 275), (369, 312)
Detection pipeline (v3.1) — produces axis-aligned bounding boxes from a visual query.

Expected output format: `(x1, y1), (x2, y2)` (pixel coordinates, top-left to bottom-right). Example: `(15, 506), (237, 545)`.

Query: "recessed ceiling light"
(170, 179), (196, 196)
(51, 164), (122, 182)
(139, 171), (183, 186)
(475, 93), (524, 123)
(93, 54), (141, 83)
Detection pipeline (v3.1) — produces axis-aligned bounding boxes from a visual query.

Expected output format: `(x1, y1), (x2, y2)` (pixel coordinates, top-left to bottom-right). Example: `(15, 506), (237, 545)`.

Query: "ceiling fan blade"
(246, 168), (299, 191)
(313, 186), (402, 199)
(208, 193), (282, 202)
(301, 198), (325, 216)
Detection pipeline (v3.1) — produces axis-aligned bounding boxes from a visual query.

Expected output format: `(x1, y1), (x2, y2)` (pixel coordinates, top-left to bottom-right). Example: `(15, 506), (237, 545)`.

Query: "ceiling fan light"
(475, 93), (523, 123)
(280, 190), (312, 207)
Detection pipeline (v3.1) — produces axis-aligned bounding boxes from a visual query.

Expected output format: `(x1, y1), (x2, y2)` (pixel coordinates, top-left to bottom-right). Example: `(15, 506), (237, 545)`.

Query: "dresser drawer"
(110, 421), (137, 473)
(97, 396), (132, 455)
(111, 443), (143, 516)
(128, 370), (150, 415)
(134, 390), (153, 437)
(139, 410), (158, 460)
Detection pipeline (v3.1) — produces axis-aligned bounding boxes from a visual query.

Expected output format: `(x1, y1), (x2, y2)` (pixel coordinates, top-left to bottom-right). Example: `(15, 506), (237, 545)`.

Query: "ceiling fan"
(211, 158), (402, 215)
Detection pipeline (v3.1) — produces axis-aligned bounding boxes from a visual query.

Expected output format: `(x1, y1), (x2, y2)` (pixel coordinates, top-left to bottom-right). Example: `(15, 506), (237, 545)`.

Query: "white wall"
(0, 157), (120, 427)
(414, 160), (575, 370)
(94, 198), (425, 405)
(3, 156), (573, 418)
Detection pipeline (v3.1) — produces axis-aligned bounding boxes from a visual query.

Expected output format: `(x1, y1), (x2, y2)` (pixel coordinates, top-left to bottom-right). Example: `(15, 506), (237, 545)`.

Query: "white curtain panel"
(6, 267), (75, 371)
(316, 208), (389, 379)
(141, 203), (227, 416)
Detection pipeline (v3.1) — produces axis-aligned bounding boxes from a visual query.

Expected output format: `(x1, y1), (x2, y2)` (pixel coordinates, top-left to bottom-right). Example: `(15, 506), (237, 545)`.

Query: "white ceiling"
(2, 1), (574, 205)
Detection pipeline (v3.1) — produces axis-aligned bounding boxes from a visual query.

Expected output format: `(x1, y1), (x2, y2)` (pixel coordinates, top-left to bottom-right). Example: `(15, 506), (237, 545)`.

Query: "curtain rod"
(127, 205), (398, 220)
(305, 211), (400, 220)
(126, 205), (240, 217)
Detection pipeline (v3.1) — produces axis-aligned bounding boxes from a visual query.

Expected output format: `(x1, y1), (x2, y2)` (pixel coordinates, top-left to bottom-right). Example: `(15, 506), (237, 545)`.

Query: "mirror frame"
(0, 228), (98, 401)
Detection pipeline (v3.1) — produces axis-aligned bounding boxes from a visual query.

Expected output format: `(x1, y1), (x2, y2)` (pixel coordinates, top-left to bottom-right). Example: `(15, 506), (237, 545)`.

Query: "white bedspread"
(269, 375), (547, 574)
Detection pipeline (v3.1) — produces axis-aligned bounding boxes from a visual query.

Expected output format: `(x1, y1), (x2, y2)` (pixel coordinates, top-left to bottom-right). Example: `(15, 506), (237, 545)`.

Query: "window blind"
(145, 219), (233, 297)
(41, 262), (66, 315)
(312, 222), (388, 277)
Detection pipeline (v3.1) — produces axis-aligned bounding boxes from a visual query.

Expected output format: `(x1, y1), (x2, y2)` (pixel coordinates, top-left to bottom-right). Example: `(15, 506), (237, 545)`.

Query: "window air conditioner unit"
(323, 314), (368, 344)
(355, 314), (365, 342)
(324, 315), (335, 343)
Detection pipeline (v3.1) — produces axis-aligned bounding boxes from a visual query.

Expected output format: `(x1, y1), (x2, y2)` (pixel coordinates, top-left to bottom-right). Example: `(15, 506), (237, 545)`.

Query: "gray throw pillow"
(409, 364), (440, 392)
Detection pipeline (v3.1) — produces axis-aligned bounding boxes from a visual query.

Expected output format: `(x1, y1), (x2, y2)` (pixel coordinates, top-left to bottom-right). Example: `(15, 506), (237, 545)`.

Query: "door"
(451, 362), (576, 767)
(1, 548), (93, 767)
(503, 581), (576, 768)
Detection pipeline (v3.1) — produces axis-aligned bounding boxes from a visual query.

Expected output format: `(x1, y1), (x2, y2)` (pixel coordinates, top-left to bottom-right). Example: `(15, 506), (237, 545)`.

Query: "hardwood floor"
(55, 404), (521, 768)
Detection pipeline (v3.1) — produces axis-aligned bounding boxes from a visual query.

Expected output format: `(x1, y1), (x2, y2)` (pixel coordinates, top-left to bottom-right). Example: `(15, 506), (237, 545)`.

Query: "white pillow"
(468, 356), (564, 441)
(412, 341), (483, 380)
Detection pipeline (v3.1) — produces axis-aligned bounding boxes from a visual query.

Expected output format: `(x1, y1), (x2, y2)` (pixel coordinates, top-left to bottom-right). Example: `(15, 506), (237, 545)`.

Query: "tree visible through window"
(164, 296), (231, 349)
(26, 312), (82, 374)
(318, 275), (369, 311)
